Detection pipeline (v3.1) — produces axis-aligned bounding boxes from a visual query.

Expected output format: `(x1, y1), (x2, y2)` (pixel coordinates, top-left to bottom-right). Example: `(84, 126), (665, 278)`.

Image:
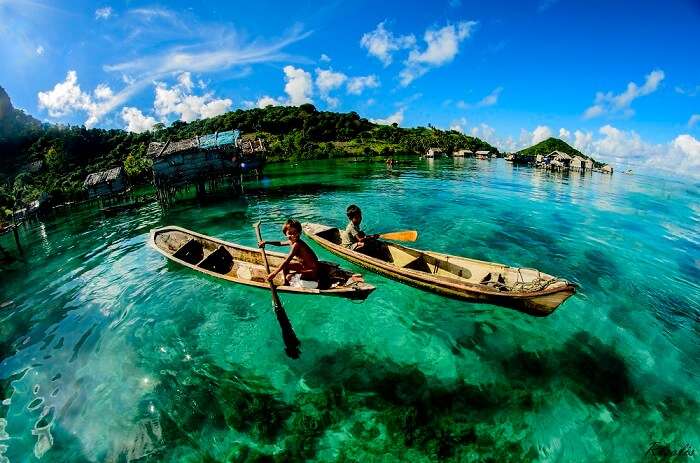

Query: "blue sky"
(1, 0), (699, 175)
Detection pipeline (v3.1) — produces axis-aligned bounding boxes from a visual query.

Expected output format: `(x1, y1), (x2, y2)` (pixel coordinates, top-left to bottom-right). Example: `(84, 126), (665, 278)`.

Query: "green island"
(1, 85), (501, 221)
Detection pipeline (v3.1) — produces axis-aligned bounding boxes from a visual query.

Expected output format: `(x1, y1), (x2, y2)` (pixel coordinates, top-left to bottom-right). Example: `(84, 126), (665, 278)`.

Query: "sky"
(1, 0), (699, 176)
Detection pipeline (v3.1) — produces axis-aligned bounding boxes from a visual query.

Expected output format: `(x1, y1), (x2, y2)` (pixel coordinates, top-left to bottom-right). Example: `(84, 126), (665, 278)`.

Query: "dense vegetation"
(0, 85), (497, 222)
(513, 137), (599, 165)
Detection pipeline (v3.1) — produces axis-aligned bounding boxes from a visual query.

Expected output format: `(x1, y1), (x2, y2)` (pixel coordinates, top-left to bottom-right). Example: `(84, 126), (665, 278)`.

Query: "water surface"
(1, 158), (698, 461)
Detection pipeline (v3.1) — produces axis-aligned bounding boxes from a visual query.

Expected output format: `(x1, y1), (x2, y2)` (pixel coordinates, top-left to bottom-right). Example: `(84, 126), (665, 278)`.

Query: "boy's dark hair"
(346, 204), (361, 219)
(283, 219), (302, 233)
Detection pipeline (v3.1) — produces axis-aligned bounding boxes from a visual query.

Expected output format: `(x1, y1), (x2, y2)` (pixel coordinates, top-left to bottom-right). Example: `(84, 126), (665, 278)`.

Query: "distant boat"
(303, 223), (576, 316)
(150, 226), (375, 300)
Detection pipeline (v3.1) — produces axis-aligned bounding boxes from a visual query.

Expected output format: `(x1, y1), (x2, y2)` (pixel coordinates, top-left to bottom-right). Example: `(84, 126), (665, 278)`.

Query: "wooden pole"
(253, 221), (301, 359)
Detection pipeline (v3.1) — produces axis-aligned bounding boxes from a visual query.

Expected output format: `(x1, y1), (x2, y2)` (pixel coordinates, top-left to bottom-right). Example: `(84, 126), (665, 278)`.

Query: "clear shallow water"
(0, 158), (698, 462)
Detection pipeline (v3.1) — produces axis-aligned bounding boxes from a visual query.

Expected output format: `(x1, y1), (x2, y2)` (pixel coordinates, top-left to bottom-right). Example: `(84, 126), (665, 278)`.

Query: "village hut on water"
(425, 147), (442, 158)
(147, 130), (265, 203)
(83, 167), (127, 199)
(475, 150), (490, 159)
(453, 149), (473, 157)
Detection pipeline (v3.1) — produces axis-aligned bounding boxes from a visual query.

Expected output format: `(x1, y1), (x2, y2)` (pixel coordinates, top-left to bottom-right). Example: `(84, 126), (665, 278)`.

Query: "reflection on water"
(0, 158), (698, 461)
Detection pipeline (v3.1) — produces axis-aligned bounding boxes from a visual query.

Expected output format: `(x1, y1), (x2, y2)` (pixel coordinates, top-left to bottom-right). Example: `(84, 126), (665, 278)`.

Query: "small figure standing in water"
(258, 219), (319, 288)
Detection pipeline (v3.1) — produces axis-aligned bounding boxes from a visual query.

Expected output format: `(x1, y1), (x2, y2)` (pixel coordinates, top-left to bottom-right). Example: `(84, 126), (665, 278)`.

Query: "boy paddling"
(258, 219), (320, 288)
(343, 204), (380, 252)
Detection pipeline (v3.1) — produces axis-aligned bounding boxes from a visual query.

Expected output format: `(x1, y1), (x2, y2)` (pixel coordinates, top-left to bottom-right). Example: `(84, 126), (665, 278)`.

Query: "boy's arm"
(267, 244), (298, 280)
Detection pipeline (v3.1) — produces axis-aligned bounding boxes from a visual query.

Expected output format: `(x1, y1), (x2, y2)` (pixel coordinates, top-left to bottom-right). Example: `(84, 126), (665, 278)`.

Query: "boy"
(258, 219), (319, 288)
(343, 205), (379, 251)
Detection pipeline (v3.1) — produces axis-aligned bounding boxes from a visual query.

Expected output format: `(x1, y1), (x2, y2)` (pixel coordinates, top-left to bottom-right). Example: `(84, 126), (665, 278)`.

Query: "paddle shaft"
(253, 222), (301, 358)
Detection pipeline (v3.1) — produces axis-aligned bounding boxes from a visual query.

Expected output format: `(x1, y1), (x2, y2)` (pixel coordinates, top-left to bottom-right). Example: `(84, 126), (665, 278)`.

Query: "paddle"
(378, 230), (418, 242)
(253, 222), (301, 359)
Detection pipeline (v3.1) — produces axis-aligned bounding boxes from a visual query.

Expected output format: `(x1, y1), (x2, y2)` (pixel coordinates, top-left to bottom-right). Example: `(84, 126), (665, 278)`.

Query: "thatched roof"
(84, 167), (123, 187)
(475, 150), (490, 155)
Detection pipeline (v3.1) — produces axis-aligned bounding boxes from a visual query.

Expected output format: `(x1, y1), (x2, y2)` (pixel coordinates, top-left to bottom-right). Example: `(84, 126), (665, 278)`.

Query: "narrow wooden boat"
(150, 226), (375, 300)
(303, 223), (575, 316)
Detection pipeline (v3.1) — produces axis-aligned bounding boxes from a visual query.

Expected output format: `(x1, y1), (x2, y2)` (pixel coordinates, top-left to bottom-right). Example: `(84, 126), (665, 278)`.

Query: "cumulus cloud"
(470, 123), (497, 144)
(688, 114), (700, 128)
(531, 125), (553, 144)
(400, 21), (477, 86)
(559, 128), (570, 140)
(347, 75), (380, 95)
(37, 70), (126, 127)
(315, 68), (347, 107)
(566, 124), (700, 176)
(283, 65), (313, 105)
(370, 109), (404, 126)
(584, 69), (665, 119)
(121, 107), (157, 133)
(360, 21), (416, 66)
(256, 96), (282, 108)
(320, 53), (331, 62)
(154, 72), (232, 122)
(255, 65), (314, 107)
(95, 6), (113, 19)
(36, 45), (44, 55)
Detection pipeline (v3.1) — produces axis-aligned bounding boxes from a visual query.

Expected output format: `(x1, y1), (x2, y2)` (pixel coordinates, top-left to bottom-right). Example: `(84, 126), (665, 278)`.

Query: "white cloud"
(95, 6), (113, 19)
(559, 128), (570, 140)
(477, 86), (502, 107)
(94, 83), (114, 100)
(675, 85), (700, 97)
(320, 53), (331, 62)
(177, 72), (194, 92)
(38, 70), (143, 127)
(38, 71), (91, 118)
(531, 125), (553, 144)
(400, 21), (477, 86)
(688, 114), (700, 128)
(584, 69), (665, 119)
(315, 68), (347, 107)
(121, 107), (156, 133)
(154, 72), (232, 122)
(283, 65), (313, 106)
(458, 86), (502, 109)
(470, 123), (497, 144)
(256, 96), (282, 108)
(346, 75), (380, 95)
(35, 45), (44, 55)
(370, 109), (404, 126)
(450, 117), (468, 133)
(360, 21), (416, 66)
(572, 125), (700, 176)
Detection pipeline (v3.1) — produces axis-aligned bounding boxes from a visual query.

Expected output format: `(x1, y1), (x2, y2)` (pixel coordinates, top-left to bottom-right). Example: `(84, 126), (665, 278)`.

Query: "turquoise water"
(1, 158), (698, 462)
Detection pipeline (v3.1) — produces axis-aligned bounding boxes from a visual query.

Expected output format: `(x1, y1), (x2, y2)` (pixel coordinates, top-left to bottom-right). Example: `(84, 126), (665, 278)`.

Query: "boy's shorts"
(289, 273), (319, 289)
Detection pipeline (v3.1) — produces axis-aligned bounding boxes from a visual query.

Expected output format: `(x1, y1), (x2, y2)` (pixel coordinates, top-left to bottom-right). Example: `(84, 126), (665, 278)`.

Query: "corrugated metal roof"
(147, 130), (241, 158)
(84, 167), (123, 187)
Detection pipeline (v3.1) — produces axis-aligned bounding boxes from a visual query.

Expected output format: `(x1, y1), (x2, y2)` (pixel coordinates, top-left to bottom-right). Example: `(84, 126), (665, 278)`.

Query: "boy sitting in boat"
(258, 219), (320, 288)
(342, 205), (380, 252)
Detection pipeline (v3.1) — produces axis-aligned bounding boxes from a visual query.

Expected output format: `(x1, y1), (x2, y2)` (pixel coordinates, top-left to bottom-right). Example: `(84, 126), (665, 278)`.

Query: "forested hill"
(0, 90), (498, 215)
(515, 137), (594, 162)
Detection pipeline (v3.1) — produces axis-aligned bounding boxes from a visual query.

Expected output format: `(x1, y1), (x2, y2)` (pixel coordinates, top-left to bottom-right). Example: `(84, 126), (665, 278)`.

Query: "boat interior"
(314, 227), (555, 292)
(155, 229), (347, 290)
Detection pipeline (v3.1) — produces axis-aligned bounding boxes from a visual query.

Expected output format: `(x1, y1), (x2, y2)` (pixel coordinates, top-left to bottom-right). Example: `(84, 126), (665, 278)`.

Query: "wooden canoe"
(302, 223), (575, 316)
(150, 226), (375, 300)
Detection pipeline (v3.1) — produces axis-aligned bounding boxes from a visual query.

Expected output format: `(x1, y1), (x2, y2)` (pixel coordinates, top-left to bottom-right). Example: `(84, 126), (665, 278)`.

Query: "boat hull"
(150, 226), (375, 300)
(303, 223), (575, 316)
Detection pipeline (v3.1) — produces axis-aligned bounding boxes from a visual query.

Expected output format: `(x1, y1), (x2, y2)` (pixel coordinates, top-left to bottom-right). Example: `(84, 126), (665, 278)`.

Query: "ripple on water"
(1, 160), (699, 461)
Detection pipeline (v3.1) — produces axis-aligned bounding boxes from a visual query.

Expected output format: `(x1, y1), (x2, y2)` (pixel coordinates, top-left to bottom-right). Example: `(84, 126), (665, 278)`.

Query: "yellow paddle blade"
(379, 230), (418, 241)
